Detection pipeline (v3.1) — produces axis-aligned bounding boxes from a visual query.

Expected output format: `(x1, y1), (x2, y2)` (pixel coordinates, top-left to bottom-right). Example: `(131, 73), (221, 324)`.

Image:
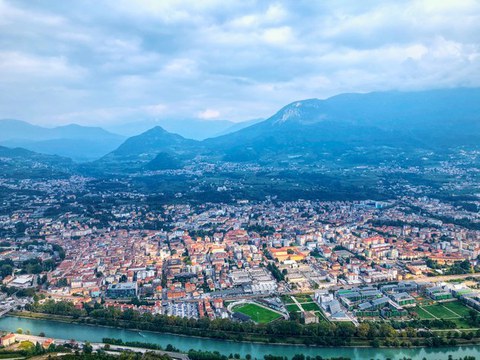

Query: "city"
(1, 0), (480, 359)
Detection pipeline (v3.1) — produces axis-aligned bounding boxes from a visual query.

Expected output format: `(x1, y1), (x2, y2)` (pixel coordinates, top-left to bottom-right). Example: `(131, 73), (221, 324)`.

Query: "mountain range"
(204, 87), (480, 163)
(0, 120), (125, 162)
(2, 87), (480, 172)
(105, 117), (263, 140)
(97, 87), (480, 170)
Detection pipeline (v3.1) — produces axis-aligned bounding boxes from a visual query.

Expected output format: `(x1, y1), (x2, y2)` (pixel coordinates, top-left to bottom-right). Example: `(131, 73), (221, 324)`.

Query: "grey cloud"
(0, 0), (479, 126)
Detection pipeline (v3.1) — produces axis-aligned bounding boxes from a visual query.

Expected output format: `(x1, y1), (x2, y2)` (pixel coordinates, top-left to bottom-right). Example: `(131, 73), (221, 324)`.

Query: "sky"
(0, 0), (479, 128)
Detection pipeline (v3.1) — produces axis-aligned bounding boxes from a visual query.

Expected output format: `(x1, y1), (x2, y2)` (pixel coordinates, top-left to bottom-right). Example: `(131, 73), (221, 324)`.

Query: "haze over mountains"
(0, 120), (126, 162)
(106, 118), (263, 140)
(206, 87), (480, 163)
(2, 88), (480, 172)
(98, 87), (480, 171)
(0, 116), (263, 162)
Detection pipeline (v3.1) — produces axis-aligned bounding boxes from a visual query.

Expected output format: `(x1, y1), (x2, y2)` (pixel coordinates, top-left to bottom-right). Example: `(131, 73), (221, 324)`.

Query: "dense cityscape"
(2, 0), (480, 359)
(1, 159), (480, 359)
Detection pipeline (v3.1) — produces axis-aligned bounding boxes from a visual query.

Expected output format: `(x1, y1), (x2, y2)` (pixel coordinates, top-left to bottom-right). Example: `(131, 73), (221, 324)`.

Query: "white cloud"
(198, 109), (221, 119)
(144, 103), (168, 115)
(0, 51), (86, 80)
(262, 26), (294, 46)
(0, 0), (479, 125)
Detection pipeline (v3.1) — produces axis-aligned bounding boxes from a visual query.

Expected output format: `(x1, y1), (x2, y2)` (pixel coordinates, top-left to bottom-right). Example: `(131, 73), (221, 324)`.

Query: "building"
(390, 292), (416, 307)
(10, 275), (34, 288)
(0, 333), (16, 347)
(426, 286), (452, 301)
(303, 310), (319, 324)
(106, 282), (138, 299)
(42, 338), (54, 349)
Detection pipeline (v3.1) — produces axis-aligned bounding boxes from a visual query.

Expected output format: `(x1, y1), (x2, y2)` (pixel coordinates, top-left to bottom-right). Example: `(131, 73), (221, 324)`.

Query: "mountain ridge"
(0, 119), (126, 161)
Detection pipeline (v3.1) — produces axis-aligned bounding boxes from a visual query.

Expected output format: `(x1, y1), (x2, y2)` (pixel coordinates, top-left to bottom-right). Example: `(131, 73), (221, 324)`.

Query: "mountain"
(205, 88), (480, 163)
(97, 126), (199, 172)
(152, 119), (234, 140)
(107, 118), (265, 140)
(0, 145), (74, 178)
(0, 119), (126, 162)
(106, 118), (235, 140)
(88, 87), (480, 172)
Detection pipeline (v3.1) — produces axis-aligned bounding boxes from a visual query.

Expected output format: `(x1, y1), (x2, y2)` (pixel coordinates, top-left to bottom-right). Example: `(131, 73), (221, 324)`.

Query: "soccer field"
(233, 303), (283, 323)
(416, 301), (478, 322)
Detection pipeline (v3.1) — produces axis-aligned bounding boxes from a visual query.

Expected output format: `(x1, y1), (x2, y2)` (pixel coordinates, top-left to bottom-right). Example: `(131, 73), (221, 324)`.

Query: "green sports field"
(233, 303), (282, 323)
(415, 301), (479, 328)
(301, 302), (320, 311)
(286, 303), (301, 313)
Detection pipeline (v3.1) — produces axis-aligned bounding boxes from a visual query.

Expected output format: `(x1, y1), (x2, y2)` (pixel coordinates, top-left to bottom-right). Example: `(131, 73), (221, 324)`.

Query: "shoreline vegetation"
(7, 310), (480, 349)
(1, 324), (479, 360)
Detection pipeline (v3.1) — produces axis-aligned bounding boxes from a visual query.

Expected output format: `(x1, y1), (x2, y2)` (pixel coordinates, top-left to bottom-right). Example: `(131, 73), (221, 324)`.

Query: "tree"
(357, 323), (370, 338)
(83, 341), (93, 354)
(0, 264), (13, 277)
(15, 221), (27, 235)
(469, 309), (478, 324)
(34, 342), (44, 355)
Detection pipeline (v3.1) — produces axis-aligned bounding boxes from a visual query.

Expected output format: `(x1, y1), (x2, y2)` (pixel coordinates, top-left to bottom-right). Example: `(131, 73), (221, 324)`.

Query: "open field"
(233, 303), (282, 323)
(281, 295), (294, 304)
(414, 301), (479, 328)
(424, 304), (458, 319)
(293, 294), (313, 303)
(443, 301), (474, 317)
(415, 306), (436, 320)
(286, 303), (301, 313)
(315, 310), (330, 322)
(301, 302), (320, 311)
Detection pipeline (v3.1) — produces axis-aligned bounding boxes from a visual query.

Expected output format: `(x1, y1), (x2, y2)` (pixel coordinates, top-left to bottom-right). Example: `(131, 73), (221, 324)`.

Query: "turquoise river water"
(0, 316), (479, 359)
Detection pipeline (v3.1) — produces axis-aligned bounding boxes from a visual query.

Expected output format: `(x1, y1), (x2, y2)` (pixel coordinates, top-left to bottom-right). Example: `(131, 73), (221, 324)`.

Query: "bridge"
(0, 305), (13, 317)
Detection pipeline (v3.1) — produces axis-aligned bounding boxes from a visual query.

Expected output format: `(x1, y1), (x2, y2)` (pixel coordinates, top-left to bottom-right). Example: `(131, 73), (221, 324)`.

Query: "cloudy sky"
(1, 0), (479, 128)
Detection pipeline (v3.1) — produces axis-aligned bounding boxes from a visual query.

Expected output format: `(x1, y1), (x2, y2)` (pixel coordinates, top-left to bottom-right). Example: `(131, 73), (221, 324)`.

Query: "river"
(0, 316), (479, 359)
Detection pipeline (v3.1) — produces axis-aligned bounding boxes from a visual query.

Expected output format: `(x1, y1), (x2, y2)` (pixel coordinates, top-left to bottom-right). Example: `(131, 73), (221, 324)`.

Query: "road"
(0, 306), (13, 317)
(413, 273), (480, 283)
(14, 334), (189, 360)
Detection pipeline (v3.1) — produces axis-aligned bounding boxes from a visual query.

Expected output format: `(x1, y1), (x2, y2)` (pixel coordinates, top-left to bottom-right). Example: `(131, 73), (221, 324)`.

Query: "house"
(303, 310), (319, 324)
(43, 338), (54, 349)
(0, 333), (16, 347)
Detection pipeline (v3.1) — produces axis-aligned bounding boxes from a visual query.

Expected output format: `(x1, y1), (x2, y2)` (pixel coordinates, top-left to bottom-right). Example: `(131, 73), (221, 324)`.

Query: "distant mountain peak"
(0, 118), (125, 162)
(271, 98), (328, 125)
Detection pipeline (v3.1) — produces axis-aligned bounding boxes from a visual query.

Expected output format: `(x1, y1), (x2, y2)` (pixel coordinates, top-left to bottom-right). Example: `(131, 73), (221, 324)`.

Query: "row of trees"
(27, 299), (480, 348)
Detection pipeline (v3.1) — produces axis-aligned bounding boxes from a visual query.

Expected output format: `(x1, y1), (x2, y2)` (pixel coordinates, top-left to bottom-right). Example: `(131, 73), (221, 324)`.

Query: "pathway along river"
(1, 316), (479, 360)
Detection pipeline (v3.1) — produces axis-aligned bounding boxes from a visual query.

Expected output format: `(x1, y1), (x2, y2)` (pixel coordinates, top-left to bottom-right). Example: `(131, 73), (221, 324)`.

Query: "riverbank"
(9, 311), (358, 348)
(13, 334), (189, 360)
(2, 315), (480, 360)
(8, 311), (480, 349)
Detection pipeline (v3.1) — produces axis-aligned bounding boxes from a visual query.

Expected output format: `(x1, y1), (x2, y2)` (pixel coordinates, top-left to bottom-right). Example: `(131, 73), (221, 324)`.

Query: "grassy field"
(233, 303), (282, 323)
(302, 302), (320, 311)
(286, 303), (301, 313)
(293, 294), (312, 303)
(443, 301), (474, 317)
(281, 295), (294, 304)
(415, 301), (478, 328)
(415, 306), (436, 320)
(315, 310), (329, 322)
(424, 304), (457, 319)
